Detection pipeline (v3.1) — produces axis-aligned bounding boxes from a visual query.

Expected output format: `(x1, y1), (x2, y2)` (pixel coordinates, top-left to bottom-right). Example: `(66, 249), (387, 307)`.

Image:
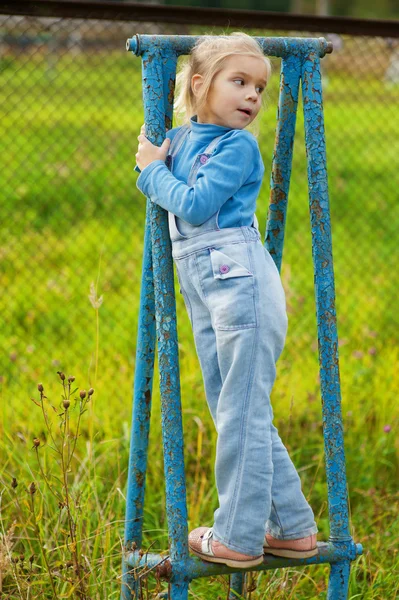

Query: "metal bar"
(121, 218), (156, 600)
(124, 219), (156, 549)
(124, 541), (362, 576)
(169, 581), (189, 600)
(120, 566), (139, 600)
(128, 35), (332, 59)
(301, 52), (352, 542)
(141, 45), (189, 576)
(121, 42), (180, 600)
(265, 53), (301, 271)
(183, 543), (361, 579)
(2, 0), (399, 38)
(229, 573), (246, 599)
(327, 561), (351, 599)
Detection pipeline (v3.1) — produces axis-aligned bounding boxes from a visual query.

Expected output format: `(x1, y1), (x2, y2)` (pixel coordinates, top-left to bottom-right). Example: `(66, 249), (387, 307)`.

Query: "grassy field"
(0, 46), (398, 598)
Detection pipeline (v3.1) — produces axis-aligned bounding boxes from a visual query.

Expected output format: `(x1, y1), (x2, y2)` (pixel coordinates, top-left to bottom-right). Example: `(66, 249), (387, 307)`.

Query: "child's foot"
(263, 533), (318, 558)
(189, 527), (264, 569)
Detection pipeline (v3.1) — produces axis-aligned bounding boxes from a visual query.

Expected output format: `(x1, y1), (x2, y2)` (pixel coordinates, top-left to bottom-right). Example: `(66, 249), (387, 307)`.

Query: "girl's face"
(193, 54), (268, 129)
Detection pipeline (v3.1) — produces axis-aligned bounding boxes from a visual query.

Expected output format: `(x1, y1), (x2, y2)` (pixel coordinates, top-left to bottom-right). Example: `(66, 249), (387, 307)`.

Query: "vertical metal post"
(302, 49), (352, 596)
(121, 190), (156, 600)
(328, 561), (351, 599)
(229, 573), (246, 599)
(141, 46), (190, 600)
(266, 54), (301, 271)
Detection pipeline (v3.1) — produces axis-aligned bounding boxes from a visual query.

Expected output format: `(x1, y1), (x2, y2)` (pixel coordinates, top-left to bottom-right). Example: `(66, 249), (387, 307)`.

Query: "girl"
(135, 32), (318, 569)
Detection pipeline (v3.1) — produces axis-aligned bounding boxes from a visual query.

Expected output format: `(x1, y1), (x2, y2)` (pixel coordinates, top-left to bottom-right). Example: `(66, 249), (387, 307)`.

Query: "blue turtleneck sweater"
(136, 116), (264, 228)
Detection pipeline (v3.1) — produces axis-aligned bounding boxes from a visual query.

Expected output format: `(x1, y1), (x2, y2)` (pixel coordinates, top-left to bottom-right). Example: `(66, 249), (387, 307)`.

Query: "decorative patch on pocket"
(210, 249), (253, 280)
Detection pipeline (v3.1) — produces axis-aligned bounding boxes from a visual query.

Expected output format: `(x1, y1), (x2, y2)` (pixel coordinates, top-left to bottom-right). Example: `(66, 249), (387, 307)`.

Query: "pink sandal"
(189, 527), (264, 569)
(263, 533), (318, 559)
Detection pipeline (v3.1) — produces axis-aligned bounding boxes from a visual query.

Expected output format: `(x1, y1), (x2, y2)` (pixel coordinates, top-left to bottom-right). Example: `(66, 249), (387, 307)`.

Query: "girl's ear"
(191, 73), (204, 98)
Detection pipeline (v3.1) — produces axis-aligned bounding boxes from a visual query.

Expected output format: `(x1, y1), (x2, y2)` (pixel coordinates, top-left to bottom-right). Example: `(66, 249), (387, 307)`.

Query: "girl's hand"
(136, 125), (171, 171)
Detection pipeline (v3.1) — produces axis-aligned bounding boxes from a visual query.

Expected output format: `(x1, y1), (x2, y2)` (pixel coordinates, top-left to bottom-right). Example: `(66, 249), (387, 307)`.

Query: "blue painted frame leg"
(266, 53), (301, 271)
(229, 573), (246, 599)
(327, 561), (350, 600)
(170, 581), (189, 600)
(120, 568), (140, 600)
(121, 216), (156, 600)
(301, 52), (352, 543)
(141, 47), (190, 589)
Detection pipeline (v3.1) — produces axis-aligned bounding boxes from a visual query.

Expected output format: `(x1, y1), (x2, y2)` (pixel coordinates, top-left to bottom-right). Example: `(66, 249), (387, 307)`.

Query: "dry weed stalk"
(2, 373), (95, 598)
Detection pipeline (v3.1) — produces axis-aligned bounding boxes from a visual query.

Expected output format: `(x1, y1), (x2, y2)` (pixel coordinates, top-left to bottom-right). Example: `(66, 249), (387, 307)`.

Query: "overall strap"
(187, 135), (224, 187)
(168, 126), (190, 160)
(203, 135), (224, 156)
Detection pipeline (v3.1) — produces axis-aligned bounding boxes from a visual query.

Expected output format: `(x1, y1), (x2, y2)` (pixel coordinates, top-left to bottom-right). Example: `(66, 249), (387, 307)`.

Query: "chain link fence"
(1, 10), (398, 406)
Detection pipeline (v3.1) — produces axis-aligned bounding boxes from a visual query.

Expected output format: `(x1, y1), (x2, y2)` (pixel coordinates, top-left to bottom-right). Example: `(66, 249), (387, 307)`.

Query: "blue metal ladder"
(122, 34), (362, 600)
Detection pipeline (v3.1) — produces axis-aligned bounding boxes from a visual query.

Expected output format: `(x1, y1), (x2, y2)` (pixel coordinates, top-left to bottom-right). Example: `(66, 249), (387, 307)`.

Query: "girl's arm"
(136, 130), (263, 227)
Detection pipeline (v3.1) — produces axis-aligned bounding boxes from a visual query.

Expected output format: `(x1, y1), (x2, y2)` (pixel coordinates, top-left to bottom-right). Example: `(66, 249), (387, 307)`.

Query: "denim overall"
(167, 127), (317, 556)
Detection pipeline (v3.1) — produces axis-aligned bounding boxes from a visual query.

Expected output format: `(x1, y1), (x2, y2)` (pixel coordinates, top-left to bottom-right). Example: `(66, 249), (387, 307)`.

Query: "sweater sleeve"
(136, 130), (263, 226)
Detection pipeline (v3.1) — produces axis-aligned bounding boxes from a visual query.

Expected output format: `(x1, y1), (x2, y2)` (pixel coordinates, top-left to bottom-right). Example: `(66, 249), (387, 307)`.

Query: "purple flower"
(383, 425), (391, 433)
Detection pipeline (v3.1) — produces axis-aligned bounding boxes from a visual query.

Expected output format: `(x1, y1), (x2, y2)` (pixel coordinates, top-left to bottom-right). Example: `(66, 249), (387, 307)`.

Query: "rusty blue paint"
(229, 572), (245, 599)
(126, 34), (333, 59)
(124, 43), (189, 600)
(266, 54), (301, 272)
(121, 216), (156, 600)
(328, 561), (351, 599)
(143, 49), (191, 600)
(122, 34), (361, 600)
(123, 219), (155, 544)
(124, 540), (362, 577)
(301, 52), (352, 544)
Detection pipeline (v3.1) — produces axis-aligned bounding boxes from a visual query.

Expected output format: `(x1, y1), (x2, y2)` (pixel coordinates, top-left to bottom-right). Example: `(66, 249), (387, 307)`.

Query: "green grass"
(0, 46), (398, 598)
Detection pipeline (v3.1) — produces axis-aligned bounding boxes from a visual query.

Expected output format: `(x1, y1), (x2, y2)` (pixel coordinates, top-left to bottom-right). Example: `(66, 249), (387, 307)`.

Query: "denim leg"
(267, 422), (318, 540)
(175, 258), (221, 422)
(211, 325), (275, 555)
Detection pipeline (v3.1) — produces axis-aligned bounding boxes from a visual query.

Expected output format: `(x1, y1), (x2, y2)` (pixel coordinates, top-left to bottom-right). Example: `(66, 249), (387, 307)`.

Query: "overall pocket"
(198, 244), (257, 330)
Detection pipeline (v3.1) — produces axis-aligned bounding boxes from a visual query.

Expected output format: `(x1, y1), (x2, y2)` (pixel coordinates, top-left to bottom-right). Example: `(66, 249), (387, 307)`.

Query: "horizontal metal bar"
(124, 541), (363, 581)
(1, 0), (398, 38)
(127, 34), (333, 58)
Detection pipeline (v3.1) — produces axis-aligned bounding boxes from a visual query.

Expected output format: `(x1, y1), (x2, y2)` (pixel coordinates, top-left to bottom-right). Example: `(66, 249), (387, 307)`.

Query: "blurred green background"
(1, 21), (398, 403)
(1, 13), (399, 598)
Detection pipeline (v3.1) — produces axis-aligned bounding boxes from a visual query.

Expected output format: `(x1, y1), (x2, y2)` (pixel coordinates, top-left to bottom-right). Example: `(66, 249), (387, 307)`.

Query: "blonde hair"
(174, 32), (272, 125)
